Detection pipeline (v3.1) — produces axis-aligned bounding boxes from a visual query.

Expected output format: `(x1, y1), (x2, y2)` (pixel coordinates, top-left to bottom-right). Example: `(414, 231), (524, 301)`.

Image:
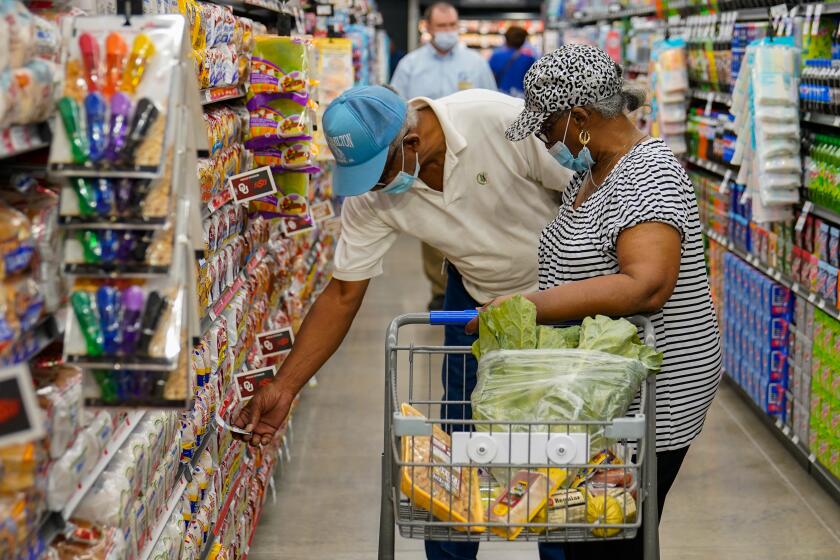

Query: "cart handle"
(429, 310), (478, 325)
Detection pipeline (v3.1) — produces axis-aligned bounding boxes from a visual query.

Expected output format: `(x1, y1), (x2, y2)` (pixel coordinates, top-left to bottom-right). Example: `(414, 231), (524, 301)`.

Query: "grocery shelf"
(723, 375), (840, 505)
(138, 477), (188, 560)
(802, 111), (840, 128)
(703, 228), (840, 322)
(200, 245), (268, 333)
(565, 4), (655, 25)
(811, 203), (840, 225)
(690, 89), (732, 106)
(0, 122), (51, 160)
(201, 85), (246, 106)
(60, 411), (146, 520)
(684, 155), (737, 178)
(202, 188), (234, 219)
(180, 418), (216, 481)
(199, 536), (217, 560)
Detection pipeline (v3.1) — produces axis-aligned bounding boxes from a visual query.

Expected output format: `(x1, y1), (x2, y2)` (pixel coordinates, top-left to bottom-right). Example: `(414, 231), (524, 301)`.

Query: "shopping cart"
(377, 311), (660, 560)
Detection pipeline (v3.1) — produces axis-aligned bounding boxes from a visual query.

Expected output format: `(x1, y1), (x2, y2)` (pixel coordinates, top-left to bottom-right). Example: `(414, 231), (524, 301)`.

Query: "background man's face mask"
(433, 31), (459, 52)
(547, 112), (595, 174)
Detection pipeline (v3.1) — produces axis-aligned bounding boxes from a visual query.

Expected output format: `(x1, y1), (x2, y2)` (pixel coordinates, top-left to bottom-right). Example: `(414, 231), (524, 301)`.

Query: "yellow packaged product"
(583, 487), (637, 537)
(399, 403), (485, 532)
(488, 467), (565, 540)
(531, 488), (587, 533)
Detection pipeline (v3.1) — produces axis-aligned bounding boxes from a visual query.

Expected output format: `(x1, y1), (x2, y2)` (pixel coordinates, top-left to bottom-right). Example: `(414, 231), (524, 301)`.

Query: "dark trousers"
(564, 446), (690, 560)
(424, 267), (565, 560)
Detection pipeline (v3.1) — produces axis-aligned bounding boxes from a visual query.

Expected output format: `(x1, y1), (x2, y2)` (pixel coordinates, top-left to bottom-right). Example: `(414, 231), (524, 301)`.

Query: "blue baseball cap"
(323, 85), (407, 196)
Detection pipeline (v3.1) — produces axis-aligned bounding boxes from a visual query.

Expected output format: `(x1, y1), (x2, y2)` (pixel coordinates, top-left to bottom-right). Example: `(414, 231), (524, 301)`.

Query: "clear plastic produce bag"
(471, 348), (653, 462)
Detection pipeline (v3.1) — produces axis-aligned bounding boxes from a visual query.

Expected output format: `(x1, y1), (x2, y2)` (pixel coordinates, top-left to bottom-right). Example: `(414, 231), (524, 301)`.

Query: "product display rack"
(561, 0), (840, 504)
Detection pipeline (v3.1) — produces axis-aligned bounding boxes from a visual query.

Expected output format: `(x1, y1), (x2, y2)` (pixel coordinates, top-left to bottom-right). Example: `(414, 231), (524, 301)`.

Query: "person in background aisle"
(488, 25), (537, 98)
(476, 44), (722, 560)
(390, 1), (497, 311)
(232, 84), (571, 560)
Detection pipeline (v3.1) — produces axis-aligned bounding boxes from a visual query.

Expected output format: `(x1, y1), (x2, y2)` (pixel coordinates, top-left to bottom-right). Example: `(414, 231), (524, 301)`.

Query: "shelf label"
(233, 366), (277, 402)
(229, 166), (276, 205)
(257, 327), (294, 357)
(719, 169), (732, 194)
(795, 201), (813, 233)
(808, 292), (817, 303)
(704, 95), (714, 115)
(0, 364), (44, 447)
(812, 4), (823, 36)
(207, 188), (233, 215)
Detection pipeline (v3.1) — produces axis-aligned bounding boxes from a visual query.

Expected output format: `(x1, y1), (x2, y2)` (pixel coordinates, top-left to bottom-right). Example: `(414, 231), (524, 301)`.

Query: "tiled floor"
(249, 236), (840, 560)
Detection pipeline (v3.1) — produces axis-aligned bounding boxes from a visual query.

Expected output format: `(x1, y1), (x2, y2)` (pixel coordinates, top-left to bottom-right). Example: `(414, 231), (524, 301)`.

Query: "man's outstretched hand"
(232, 382), (296, 447)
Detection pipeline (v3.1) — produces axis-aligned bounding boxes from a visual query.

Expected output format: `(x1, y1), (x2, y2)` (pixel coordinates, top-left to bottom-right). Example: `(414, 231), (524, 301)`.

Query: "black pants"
(561, 446), (690, 560)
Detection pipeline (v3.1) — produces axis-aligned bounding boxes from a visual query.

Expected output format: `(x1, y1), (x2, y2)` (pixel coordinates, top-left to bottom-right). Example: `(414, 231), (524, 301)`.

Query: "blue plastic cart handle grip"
(429, 310), (478, 325)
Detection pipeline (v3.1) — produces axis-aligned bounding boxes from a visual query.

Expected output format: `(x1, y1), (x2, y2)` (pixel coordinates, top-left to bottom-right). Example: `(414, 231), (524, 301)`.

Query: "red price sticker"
(228, 166), (277, 205)
(233, 366), (277, 402)
(257, 327), (295, 357)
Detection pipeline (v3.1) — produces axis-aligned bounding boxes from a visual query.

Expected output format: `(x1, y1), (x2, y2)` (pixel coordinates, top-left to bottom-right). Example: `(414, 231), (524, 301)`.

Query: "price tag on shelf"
(808, 292), (817, 303)
(0, 364), (45, 447)
(229, 166), (277, 205)
(812, 4), (823, 36)
(739, 186), (751, 205)
(792, 434), (799, 445)
(795, 201), (813, 233)
(718, 169), (732, 194)
(704, 95), (714, 115)
(803, 4), (814, 37)
(257, 327), (295, 357)
(233, 366), (277, 402)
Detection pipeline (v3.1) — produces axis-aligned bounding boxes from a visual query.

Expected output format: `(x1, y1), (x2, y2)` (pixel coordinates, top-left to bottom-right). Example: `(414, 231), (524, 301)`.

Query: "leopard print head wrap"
(506, 44), (623, 141)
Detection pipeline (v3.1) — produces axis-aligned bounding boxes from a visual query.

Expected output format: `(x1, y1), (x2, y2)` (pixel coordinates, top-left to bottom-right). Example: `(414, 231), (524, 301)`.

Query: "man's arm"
(233, 277), (369, 445)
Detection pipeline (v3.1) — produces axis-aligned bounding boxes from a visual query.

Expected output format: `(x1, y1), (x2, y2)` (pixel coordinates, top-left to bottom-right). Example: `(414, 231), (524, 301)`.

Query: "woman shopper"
(486, 44), (723, 559)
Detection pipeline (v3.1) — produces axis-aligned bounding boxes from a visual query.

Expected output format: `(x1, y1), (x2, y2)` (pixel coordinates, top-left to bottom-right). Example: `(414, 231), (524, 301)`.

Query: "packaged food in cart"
(399, 403), (485, 532)
(488, 467), (565, 540)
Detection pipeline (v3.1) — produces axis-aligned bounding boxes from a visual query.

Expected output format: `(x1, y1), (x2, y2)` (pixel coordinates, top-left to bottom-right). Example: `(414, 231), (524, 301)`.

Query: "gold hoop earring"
(579, 130), (591, 147)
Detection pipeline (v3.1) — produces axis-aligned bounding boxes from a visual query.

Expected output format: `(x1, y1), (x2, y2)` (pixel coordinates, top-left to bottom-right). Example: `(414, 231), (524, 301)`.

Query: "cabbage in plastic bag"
(471, 349), (652, 467)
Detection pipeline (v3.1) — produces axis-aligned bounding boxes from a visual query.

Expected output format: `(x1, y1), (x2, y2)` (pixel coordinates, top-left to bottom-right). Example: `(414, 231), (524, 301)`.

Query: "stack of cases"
(809, 310), (840, 478)
(723, 252), (792, 419)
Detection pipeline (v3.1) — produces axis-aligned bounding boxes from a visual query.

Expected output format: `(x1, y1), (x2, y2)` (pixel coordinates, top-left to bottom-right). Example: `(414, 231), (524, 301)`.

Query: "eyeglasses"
(535, 111), (563, 144)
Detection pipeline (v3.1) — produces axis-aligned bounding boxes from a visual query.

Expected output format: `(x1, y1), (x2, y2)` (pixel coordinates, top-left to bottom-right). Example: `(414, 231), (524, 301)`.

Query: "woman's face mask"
(546, 112), (596, 174)
(380, 143), (420, 194)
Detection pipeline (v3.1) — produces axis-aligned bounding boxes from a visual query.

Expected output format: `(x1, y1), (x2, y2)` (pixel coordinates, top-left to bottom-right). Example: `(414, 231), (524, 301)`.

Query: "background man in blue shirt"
(390, 1), (496, 311)
(489, 25), (538, 98)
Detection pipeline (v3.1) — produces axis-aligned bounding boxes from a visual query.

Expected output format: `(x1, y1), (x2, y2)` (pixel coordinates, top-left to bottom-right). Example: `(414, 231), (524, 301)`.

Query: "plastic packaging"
(471, 349), (652, 454)
(399, 404), (485, 531)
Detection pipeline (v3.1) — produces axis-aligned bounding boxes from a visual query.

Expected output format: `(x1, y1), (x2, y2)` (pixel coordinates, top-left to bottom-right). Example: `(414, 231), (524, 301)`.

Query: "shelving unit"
(704, 228), (840, 322)
(59, 411), (146, 520)
(138, 477), (189, 560)
(0, 122), (51, 159)
(684, 155), (737, 178)
(724, 375), (840, 504)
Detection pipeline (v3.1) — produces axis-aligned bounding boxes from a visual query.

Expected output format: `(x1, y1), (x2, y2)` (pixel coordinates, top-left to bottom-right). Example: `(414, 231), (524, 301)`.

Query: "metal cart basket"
(377, 311), (659, 560)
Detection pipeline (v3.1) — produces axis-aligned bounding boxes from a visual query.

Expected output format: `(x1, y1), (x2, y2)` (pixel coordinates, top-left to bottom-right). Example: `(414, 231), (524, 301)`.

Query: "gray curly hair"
(587, 83), (648, 118)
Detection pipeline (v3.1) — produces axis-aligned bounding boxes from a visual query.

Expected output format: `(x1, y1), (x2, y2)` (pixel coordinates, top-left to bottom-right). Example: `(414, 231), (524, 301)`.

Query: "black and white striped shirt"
(538, 138), (722, 452)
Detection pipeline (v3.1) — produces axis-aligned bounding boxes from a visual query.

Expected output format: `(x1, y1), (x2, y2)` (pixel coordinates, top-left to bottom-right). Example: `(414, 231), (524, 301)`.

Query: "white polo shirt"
(332, 89), (573, 304)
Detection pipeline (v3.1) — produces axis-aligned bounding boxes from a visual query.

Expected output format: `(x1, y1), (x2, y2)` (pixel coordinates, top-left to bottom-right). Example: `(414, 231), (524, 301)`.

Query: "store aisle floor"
(249, 236), (840, 560)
